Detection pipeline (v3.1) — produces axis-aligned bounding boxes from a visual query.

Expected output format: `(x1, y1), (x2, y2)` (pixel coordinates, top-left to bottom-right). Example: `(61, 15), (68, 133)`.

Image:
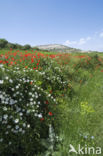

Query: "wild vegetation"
(0, 47), (103, 156)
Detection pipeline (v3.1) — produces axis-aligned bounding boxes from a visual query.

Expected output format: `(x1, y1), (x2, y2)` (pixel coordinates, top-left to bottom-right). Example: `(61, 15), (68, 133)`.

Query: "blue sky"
(0, 0), (103, 51)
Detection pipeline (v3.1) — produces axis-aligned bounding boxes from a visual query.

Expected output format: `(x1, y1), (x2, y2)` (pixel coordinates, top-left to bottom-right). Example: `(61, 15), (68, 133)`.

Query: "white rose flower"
(0, 80), (4, 84)
(3, 114), (8, 120)
(15, 125), (19, 129)
(14, 119), (19, 123)
(27, 124), (30, 128)
(9, 79), (13, 83)
(38, 114), (42, 118)
(0, 138), (3, 142)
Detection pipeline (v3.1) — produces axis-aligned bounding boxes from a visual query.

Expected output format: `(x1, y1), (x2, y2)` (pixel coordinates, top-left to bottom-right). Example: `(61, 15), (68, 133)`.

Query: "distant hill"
(36, 44), (82, 53)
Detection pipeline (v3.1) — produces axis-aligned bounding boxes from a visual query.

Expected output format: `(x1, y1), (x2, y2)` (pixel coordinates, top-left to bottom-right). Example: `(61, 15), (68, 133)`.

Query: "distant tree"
(33, 47), (40, 50)
(0, 39), (32, 50)
(0, 39), (8, 48)
(6, 43), (16, 49)
(14, 44), (23, 49)
(22, 44), (31, 50)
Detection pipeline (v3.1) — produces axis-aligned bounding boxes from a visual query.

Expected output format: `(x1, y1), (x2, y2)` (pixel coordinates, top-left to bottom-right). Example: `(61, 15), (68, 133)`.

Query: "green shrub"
(6, 43), (17, 49)
(0, 64), (59, 155)
(22, 44), (31, 50)
(0, 39), (8, 49)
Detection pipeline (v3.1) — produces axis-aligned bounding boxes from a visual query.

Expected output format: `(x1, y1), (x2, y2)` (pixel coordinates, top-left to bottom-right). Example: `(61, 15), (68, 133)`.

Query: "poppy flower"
(31, 58), (34, 63)
(48, 112), (53, 116)
(36, 63), (39, 66)
(30, 82), (33, 85)
(45, 100), (49, 104)
(50, 90), (52, 93)
(80, 80), (82, 83)
(40, 118), (44, 121)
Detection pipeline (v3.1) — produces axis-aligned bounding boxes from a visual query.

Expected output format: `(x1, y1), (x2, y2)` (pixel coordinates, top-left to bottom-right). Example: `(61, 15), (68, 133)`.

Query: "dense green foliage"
(0, 39), (8, 48)
(0, 39), (31, 50)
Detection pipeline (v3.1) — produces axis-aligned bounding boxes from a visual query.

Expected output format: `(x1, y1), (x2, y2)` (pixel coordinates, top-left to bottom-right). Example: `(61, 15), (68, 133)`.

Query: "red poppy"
(48, 112), (53, 116)
(80, 80), (82, 83)
(49, 90), (52, 93)
(31, 58), (34, 63)
(36, 63), (39, 66)
(10, 61), (13, 65)
(30, 82), (33, 85)
(45, 100), (49, 104)
(40, 118), (44, 121)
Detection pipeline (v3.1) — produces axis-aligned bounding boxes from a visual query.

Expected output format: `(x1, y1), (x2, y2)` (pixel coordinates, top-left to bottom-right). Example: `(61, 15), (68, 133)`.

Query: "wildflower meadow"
(0, 49), (103, 156)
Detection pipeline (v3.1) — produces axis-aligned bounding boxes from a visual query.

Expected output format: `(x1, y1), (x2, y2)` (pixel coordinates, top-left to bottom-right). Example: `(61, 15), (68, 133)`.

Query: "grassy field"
(0, 49), (103, 156)
(0, 49), (59, 55)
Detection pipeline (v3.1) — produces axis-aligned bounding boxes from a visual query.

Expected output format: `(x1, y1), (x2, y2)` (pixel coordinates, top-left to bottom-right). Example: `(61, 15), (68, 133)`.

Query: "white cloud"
(64, 31), (103, 51)
(64, 36), (92, 46)
(99, 32), (103, 38)
(78, 38), (86, 45)
(86, 37), (91, 41)
(65, 40), (77, 45)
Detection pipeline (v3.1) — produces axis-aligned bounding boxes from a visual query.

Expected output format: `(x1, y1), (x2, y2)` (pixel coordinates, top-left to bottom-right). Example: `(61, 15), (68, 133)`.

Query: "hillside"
(36, 44), (82, 53)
